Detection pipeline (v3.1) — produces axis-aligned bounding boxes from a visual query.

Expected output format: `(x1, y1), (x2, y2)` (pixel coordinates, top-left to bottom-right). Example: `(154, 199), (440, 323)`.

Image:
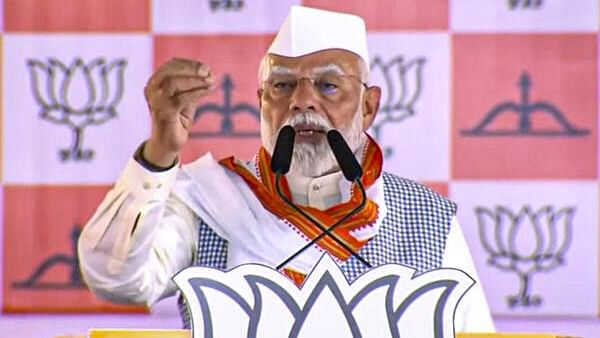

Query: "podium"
(84, 257), (580, 338)
(87, 329), (577, 338)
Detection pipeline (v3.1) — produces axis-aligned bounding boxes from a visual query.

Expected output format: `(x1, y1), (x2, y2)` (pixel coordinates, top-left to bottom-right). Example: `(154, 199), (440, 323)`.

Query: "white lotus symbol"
(175, 254), (474, 338)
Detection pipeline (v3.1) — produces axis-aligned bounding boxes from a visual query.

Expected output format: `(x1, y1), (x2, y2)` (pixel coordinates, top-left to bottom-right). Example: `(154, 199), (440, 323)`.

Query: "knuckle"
(198, 65), (211, 76)
(160, 76), (178, 95)
(161, 75), (173, 87)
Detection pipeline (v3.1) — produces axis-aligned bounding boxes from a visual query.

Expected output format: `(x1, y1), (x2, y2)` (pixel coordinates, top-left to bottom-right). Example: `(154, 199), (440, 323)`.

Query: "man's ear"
(361, 86), (381, 131)
(257, 88), (263, 109)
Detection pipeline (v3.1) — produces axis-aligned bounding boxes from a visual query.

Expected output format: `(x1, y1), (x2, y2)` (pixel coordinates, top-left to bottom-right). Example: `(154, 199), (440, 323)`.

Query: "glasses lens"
(268, 77), (296, 97)
(266, 75), (361, 99)
(315, 75), (344, 96)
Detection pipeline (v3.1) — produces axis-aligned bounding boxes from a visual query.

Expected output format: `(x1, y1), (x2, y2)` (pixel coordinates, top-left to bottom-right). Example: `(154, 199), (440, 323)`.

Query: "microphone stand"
(275, 174), (372, 270)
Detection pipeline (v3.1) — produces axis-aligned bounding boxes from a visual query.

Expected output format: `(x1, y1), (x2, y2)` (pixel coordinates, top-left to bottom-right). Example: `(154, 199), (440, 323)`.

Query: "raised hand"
(142, 58), (214, 167)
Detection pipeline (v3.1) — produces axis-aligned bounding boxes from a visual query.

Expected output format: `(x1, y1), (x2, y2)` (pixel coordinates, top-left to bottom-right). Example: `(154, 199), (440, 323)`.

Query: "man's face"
(258, 49), (380, 177)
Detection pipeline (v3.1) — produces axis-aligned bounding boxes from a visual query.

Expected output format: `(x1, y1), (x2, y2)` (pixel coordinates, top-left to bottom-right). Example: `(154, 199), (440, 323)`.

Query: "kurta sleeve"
(78, 157), (199, 306)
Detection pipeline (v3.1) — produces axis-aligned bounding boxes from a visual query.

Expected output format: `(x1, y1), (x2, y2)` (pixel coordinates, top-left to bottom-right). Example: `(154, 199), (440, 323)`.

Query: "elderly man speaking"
(78, 5), (495, 333)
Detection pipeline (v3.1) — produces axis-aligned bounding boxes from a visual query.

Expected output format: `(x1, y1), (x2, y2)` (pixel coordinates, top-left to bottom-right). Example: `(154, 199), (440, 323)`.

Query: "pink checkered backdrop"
(0, 0), (598, 334)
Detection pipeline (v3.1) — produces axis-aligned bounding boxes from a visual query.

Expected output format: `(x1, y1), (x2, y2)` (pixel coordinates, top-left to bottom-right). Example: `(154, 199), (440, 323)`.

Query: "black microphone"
(275, 129), (372, 271)
(327, 129), (362, 181)
(270, 125), (295, 175)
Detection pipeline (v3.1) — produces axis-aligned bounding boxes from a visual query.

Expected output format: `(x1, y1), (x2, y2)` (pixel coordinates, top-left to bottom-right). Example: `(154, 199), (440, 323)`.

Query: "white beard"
(262, 108), (365, 178)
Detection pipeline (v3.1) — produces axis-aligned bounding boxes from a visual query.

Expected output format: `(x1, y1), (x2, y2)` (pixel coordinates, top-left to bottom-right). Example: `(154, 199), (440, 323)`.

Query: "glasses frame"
(262, 74), (368, 101)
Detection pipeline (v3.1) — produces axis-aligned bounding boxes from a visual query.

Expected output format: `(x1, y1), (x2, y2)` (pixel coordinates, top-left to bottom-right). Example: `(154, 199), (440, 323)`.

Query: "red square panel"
(4, 0), (150, 32)
(3, 186), (146, 313)
(421, 181), (449, 198)
(452, 34), (598, 179)
(303, 0), (448, 30)
(154, 35), (273, 163)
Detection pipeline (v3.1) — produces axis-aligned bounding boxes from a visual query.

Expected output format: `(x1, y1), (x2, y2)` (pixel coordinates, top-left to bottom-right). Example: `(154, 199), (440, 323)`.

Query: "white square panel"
(451, 0), (599, 32)
(451, 181), (599, 316)
(3, 34), (152, 184)
(152, 0), (301, 33)
(367, 32), (450, 181)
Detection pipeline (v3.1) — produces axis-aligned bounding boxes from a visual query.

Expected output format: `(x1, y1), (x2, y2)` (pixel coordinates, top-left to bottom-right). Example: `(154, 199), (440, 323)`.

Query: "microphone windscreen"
(327, 130), (362, 181)
(270, 125), (296, 175)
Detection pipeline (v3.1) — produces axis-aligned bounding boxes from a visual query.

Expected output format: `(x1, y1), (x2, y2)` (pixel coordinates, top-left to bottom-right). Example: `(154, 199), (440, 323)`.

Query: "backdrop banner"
(1, 0), (598, 318)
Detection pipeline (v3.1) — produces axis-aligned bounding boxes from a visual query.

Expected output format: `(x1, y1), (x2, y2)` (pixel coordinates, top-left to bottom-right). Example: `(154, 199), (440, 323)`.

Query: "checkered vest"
(178, 171), (456, 328)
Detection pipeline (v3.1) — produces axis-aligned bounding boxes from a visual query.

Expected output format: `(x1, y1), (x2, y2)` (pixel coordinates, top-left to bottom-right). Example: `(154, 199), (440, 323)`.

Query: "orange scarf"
(219, 135), (383, 283)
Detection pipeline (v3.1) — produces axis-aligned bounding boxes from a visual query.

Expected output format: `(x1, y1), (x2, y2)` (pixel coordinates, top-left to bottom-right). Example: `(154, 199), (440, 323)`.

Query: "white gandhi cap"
(267, 5), (369, 67)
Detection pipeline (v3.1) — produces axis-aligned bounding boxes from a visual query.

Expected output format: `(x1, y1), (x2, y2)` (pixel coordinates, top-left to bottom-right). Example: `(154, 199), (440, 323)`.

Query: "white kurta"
(78, 154), (496, 333)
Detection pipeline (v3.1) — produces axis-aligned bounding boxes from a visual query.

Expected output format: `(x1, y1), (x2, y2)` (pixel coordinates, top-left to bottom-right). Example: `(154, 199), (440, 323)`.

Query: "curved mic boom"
(273, 128), (371, 271)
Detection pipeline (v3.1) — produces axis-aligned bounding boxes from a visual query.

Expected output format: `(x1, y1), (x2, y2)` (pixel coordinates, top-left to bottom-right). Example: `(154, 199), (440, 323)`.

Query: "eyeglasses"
(263, 74), (368, 101)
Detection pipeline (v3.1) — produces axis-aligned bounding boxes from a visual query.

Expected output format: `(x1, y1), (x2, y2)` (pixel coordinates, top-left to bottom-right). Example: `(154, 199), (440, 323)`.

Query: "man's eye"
(317, 81), (339, 94)
(272, 80), (295, 91)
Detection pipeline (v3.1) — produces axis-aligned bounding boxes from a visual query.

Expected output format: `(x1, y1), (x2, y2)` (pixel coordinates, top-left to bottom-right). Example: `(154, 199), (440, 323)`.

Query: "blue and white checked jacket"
(178, 171), (456, 327)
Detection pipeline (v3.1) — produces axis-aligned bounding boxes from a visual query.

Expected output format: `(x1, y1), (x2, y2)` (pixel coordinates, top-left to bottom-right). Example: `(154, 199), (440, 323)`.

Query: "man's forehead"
(265, 49), (362, 74)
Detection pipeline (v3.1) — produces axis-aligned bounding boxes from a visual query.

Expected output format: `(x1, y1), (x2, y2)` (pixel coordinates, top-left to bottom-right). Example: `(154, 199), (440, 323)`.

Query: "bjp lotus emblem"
(475, 205), (574, 307)
(27, 57), (127, 161)
(175, 254), (474, 338)
(369, 56), (426, 157)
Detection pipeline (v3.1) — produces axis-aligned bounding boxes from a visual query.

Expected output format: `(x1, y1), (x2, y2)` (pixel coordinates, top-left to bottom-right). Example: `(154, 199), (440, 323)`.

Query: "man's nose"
(289, 78), (319, 112)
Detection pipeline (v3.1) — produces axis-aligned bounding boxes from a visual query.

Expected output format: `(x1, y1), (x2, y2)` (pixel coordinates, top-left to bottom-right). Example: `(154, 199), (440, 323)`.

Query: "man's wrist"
(134, 142), (178, 172)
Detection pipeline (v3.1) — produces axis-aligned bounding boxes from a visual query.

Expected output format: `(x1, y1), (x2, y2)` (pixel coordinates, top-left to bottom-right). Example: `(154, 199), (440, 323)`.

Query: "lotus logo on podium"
(475, 205), (574, 307)
(175, 255), (474, 337)
(27, 57), (127, 161)
(369, 56), (426, 158)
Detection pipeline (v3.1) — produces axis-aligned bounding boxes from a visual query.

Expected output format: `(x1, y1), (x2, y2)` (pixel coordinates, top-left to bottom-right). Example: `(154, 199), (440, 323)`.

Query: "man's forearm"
(77, 157), (196, 305)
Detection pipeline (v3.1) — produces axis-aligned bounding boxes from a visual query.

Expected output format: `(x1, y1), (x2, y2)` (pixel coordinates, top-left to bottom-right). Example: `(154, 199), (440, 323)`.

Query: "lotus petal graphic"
(369, 56), (426, 157)
(475, 205), (573, 307)
(175, 254), (474, 338)
(27, 57), (127, 161)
